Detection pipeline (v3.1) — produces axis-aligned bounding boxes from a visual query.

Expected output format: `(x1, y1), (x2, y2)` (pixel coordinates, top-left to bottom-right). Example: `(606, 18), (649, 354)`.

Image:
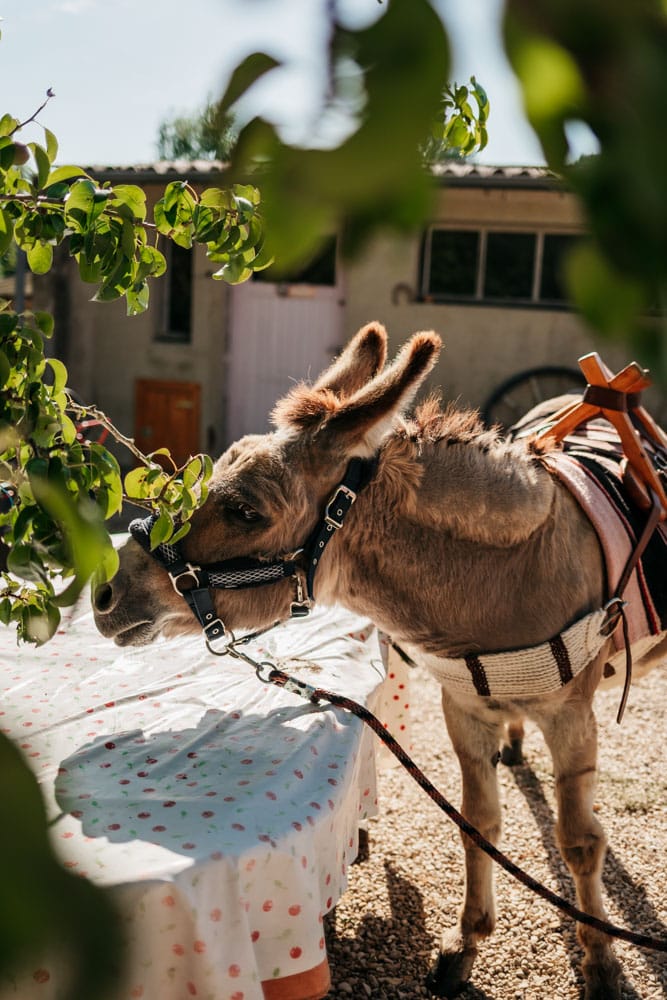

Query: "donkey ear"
(271, 322), (387, 430)
(313, 322), (387, 397)
(323, 331), (442, 456)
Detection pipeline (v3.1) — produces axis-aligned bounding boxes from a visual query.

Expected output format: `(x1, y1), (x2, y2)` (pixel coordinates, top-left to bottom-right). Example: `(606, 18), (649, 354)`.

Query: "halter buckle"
(169, 564), (201, 594)
(290, 572), (311, 618)
(324, 485), (357, 530)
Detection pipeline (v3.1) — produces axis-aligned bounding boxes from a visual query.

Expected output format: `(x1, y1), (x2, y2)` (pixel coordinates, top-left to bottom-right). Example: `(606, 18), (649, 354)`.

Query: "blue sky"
(0, 0), (552, 167)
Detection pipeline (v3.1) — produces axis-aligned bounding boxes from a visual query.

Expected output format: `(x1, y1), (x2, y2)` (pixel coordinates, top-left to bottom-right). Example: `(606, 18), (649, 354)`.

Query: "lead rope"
(217, 636), (667, 954)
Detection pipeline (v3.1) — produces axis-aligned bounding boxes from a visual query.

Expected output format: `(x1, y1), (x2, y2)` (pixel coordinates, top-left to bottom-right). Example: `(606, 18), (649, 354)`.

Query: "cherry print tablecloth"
(0, 589), (412, 1000)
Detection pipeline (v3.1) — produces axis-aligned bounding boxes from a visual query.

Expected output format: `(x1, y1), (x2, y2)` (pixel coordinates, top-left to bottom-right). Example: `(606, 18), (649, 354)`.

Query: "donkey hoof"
(425, 948), (476, 998)
(500, 738), (524, 767)
(583, 959), (621, 1000)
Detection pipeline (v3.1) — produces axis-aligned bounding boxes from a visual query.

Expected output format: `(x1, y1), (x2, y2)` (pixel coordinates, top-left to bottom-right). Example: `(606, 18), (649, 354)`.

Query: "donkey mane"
(402, 395), (499, 449)
(375, 395), (558, 548)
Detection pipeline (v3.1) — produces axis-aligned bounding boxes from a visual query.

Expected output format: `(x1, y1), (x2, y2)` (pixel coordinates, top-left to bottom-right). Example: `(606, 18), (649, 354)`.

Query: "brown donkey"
(93, 324), (667, 999)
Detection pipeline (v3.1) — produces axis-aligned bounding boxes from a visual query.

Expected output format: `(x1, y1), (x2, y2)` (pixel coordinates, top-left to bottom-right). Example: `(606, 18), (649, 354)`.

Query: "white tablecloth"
(0, 594), (411, 1000)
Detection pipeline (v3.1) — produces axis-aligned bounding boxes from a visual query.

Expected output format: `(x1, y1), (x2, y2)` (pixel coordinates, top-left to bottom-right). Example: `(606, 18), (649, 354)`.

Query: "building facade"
(35, 161), (643, 467)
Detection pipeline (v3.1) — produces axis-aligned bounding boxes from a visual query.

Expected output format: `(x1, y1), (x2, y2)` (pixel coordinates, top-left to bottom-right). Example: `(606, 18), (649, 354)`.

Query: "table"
(0, 590), (410, 1000)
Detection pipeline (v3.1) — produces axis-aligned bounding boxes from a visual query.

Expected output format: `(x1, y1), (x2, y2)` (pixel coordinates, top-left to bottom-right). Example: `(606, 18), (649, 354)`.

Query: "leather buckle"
(203, 616), (226, 640)
(324, 485), (357, 529)
(169, 564), (201, 594)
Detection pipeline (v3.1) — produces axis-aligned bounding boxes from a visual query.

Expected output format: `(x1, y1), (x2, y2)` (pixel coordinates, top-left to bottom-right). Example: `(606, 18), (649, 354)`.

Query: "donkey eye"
(234, 502), (262, 523)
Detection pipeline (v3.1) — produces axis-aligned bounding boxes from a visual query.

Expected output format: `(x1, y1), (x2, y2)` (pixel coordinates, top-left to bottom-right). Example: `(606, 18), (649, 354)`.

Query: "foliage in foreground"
(3, 0), (666, 992)
(0, 100), (273, 644)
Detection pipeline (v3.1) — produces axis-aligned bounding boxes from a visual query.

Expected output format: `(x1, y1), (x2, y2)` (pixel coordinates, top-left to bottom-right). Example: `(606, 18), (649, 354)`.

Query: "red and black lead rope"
(266, 665), (667, 954)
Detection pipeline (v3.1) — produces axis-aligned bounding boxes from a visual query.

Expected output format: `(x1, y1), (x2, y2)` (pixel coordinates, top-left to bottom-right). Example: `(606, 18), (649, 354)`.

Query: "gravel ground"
(323, 661), (667, 999)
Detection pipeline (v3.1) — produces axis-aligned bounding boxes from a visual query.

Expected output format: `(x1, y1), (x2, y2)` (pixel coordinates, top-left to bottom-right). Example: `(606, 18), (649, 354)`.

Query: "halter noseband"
(129, 456), (378, 645)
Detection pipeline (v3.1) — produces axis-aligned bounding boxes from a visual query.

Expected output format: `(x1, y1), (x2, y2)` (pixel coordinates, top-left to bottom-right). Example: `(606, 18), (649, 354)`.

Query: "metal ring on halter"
(169, 564), (201, 595)
(255, 661), (277, 684)
(205, 628), (236, 656)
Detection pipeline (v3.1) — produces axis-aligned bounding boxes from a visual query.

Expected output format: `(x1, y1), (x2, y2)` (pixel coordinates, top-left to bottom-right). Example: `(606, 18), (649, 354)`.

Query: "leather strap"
(602, 491), (664, 723)
(303, 456), (378, 600)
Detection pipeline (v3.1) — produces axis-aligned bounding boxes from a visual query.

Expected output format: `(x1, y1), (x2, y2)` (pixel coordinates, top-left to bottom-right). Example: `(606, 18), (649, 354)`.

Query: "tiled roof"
(431, 162), (560, 188)
(85, 160), (228, 184)
(86, 160), (560, 189)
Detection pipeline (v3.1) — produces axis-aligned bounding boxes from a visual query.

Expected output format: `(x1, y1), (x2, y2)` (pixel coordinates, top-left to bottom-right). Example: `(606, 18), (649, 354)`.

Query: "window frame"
(155, 241), (193, 343)
(421, 225), (581, 310)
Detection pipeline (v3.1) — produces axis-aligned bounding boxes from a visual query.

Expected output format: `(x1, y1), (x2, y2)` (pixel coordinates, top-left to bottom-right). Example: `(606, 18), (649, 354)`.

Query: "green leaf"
(110, 184), (147, 221)
(47, 357), (68, 395)
(45, 164), (90, 186)
(23, 602), (61, 645)
(26, 243), (53, 275)
(218, 52), (281, 113)
(95, 539), (119, 582)
(0, 311), (18, 335)
(126, 282), (150, 316)
(34, 311), (55, 337)
(6, 543), (47, 583)
(124, 466), (148, 497)
(213, 257), (253, 284)
(0, 142), (16, 170)
(149, 510), (174, 548)
(0, 732), (123, 990)
(43, 127), (58, 163)
(77, 254), (102, 284)
(28, 142), (51, 190)
(565, 242), (644, 337)
(0, 113), (19, 137)
(182, 456), (202, 489)
(200, 187), (235, 210)
(0, 350), (10, 389)
(168, 521), (191, 546)
(60, 412), (78, 445)
(64, 178), (96, 231)
(0, 208), (13, 256)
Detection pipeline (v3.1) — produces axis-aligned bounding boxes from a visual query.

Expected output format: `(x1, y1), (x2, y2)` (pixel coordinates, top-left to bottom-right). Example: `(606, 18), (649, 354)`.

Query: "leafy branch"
(0, 97), (273, 644)
(10, 86), (56, 134)
(422, 77), (490, 164)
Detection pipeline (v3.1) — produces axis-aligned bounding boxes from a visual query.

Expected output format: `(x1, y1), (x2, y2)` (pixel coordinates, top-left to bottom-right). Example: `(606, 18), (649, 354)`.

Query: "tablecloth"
(0, 589), (411, 1000)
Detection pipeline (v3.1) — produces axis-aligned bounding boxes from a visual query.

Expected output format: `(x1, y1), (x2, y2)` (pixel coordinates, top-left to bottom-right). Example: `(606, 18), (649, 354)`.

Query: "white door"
(226, 275), (344, 444)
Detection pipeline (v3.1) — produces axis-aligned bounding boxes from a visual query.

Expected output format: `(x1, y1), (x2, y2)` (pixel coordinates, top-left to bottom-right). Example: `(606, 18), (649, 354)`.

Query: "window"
(422, 227), (580, 309)
(540, 234), (578, 303)
(427, 230), (479, 298)
(156, 242), (192, 342)
(254, 237), (337, 286)
(484, 232), (535, 301)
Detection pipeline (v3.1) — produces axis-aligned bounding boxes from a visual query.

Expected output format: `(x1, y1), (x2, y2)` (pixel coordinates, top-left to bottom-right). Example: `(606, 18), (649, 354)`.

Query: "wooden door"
(134, 379), (201, 466)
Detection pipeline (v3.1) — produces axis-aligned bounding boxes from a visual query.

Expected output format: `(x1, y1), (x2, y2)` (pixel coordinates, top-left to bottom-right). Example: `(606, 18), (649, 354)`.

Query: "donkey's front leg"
(426, 694), (503, 998)
(538, 698), (622, 1000)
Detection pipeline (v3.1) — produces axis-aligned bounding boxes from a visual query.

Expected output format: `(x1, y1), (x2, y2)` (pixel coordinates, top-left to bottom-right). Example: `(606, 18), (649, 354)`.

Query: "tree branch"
(12, 89), (56, 135)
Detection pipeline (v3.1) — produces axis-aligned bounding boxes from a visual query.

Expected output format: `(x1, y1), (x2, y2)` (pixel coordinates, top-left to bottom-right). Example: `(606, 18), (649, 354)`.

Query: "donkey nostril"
(94, 582), (114, 613)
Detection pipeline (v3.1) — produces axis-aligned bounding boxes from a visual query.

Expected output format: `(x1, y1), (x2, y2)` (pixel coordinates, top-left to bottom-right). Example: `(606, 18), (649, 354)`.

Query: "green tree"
(421, 77), (490, 165)
(505, 0), (667, 380)
(156, 98), (237, 160)
(0, 97), (273, 645)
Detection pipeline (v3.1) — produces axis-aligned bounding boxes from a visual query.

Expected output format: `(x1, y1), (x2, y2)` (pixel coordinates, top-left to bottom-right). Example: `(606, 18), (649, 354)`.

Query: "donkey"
(93, 323), (667, 999)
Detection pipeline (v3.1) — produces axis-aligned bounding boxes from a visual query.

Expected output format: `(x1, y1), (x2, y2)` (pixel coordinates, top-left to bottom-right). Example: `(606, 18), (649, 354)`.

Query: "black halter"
(129, 456), (378, 644)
